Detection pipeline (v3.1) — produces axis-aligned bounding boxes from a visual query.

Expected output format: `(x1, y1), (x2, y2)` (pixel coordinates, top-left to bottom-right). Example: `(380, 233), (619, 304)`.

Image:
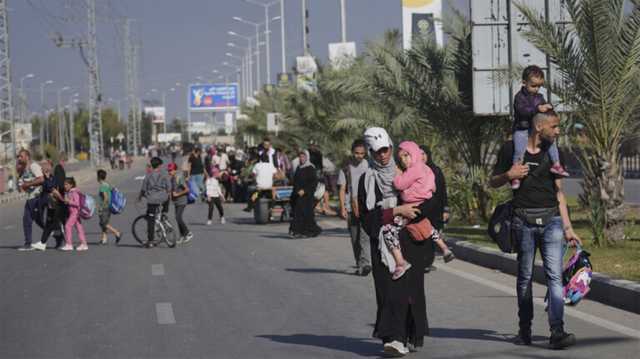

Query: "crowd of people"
(10, 65), (584, 355)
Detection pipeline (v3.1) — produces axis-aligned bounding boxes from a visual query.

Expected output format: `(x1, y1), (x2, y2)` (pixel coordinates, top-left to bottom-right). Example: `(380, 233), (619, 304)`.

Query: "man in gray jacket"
(138, 157), (171, 248)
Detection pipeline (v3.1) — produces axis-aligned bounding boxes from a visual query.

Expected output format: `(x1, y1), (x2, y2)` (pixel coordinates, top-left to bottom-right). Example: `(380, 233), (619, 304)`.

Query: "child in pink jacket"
(61, 177), (88, 251)
(383, 141), (452, 280)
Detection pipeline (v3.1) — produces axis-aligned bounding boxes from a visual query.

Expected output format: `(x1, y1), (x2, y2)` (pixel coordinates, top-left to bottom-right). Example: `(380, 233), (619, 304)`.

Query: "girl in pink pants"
(61, 177), (88, 251)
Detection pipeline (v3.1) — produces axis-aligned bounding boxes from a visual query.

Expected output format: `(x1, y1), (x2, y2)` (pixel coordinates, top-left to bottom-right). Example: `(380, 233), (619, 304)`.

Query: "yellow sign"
(402, 0), (434, 8)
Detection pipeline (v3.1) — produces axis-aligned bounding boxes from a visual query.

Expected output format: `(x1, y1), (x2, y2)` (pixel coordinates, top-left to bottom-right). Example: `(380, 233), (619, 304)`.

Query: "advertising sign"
(402, 0), (443, 49)
(157, 133), (182, 143)
(296, 56), (318, 93)
(224, 113), (234, 135)
(189, 83), (239, 111)
(266, 113), (280, 134)
(328, 42), (357, 69)
(144, 107), (166, 124)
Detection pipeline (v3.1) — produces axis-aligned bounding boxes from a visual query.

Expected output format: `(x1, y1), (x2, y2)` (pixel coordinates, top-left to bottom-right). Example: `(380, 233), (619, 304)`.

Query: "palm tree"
(515, 0), (640, 244)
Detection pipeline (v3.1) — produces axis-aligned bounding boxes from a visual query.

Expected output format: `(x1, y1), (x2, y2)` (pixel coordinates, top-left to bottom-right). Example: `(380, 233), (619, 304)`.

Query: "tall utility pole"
(86, 0), (103, 166)
(280, 0), (286, 73)
(302, 0), (309, 55)
(123, 18), (138, 155)
(133, 45), (142, 150)
(0, 0), (15, 164)
(340, 0), (347, 42)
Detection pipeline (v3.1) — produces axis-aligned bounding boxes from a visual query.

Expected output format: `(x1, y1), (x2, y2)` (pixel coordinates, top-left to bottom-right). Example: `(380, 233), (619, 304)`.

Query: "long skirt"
(289, 194), (322, 237)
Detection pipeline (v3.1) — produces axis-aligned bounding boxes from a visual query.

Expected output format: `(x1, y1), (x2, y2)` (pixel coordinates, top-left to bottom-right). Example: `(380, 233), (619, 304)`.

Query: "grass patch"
(445, 202), (640, 282)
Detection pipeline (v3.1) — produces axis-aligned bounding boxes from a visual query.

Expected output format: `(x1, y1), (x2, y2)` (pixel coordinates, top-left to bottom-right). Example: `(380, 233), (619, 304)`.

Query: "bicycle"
(131, 200), (177, 248)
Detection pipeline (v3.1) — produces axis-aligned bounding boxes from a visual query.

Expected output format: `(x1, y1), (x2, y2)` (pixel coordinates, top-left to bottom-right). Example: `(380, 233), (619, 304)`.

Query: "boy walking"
(138, 157), (170, 248)
(97, 169), (122, 244)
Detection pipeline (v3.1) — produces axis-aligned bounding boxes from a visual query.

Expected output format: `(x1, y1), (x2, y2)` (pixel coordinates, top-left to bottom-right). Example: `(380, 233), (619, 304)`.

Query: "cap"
(363, 127), (392, 152)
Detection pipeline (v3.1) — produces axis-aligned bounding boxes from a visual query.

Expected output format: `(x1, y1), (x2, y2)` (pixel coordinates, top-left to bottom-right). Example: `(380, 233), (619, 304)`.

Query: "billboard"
(328, 42), (357, 69)
(144, 107), (166, 124)
(471, 0), (571, 115)
(402, 0), (443, 49)
(189, 83), (239, 111)
(296, 56), (318, 93)
(157, 133), (182, 143)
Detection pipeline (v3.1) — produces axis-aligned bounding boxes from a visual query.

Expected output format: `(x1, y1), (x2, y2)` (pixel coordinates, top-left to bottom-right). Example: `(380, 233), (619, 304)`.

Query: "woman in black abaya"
(289, 150), (322, 238)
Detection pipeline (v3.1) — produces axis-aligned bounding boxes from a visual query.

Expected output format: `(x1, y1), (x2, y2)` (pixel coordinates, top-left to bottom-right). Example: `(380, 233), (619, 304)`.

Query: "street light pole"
(57, 86), (70, 152)
(40, 80), (53, 154)
(232, 19), (261, 90)
(280, 0), (286, 74)
(19, 74), (35, 123)
(68, 93), (79, 159)
(245, 1), (279, 85)
(340, 0), (347, 42)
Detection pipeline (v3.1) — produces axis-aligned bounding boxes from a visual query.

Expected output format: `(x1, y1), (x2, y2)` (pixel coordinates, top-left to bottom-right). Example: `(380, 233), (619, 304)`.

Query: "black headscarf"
(419, 145), (435, 167)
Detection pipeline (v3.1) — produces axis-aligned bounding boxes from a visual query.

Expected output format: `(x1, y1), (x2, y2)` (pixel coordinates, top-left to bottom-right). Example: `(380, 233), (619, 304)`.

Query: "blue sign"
(189, 83), (239, 111)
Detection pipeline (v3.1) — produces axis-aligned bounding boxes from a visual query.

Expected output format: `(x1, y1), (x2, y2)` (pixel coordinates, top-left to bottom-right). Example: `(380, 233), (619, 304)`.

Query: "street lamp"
(228, 42), (250, 98)
(56, 86), (70, 152)
(245, 0), (280, 84)
(39, 80), (54, 151)
(68, 92), (79, 159)
(233, 17), (262, 88)
(19, 73), (35, 123)
(228, 31), (255, 94)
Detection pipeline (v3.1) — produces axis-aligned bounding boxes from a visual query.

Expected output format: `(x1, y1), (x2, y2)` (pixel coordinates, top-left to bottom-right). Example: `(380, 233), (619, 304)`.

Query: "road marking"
(155, 303), (176, 324)
(438, 265), (640, 340)
(134, 176), (146, 181)
(151, 264), (165, 276)
(3, 225), (14, 230)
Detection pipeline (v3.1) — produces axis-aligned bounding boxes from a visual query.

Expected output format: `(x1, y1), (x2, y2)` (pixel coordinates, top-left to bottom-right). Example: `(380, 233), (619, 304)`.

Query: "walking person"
(60, 177), (88, 251)
(358, 127), (440, 355)
(205, 168), (226, 225)
(490, 111), (581, 349)
(137, 157), (171, 248)
(96, 169), (122, 245)
(188, 147), (206, 199)
(168, 162), (193, 244)
(31, 160), (67, 251)
(338, 139), (371, 276)
(289, 150), (322, 238)
(16, 149), (45, 251)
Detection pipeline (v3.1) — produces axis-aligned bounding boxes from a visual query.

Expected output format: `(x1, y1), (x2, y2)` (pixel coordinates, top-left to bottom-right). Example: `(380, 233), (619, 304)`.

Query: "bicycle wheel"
(131, 214), (150, 246)
(162, 220), (177, 248)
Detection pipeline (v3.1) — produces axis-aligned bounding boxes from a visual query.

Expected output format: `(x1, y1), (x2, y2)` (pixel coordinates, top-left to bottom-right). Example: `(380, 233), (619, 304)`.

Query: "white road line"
(437, 265), (640, 339)
(3, 225), (14, 230)
(151, 264), (165, 276)
(155, 303), (176, 324)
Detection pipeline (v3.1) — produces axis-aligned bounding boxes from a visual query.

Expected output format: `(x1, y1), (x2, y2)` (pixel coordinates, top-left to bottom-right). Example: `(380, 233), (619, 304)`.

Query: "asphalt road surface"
(1, 163), (638, 358)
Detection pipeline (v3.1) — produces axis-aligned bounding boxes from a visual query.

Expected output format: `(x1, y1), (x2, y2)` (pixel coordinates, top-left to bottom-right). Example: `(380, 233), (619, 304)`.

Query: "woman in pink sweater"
(383, 141), (452, 280)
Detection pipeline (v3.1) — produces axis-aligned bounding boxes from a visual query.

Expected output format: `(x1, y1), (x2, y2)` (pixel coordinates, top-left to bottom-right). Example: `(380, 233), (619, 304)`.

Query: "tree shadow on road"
(256, 334), (381, 357)
(286, 268), (359, 276)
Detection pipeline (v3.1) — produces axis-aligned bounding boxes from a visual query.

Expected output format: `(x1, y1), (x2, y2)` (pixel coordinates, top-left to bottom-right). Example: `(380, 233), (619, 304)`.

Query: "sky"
(10, 0), (469, 125)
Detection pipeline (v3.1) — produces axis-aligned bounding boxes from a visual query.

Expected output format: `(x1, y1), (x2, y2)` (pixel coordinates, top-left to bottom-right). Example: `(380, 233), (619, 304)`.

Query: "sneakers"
(549, 328), (576, 349)
(31, 242), (47, 251)
(115, 233), (122, 244)
(59, 245), (74, 251)
(406, 343), (420, 352)
(550, 163), (570, 177)
(17, 244), (34, 251)
(99, 238), (108, 245)
(392, 262), (412, 281)
(76, 244), (89, 251)
(511, 179), (521, 190)
(360, 265), (372, 277)
(220, 217), (226, 224)
(383, 340), (409, 357)
(206, 220), (212, 226)
(443, 251), (455, 263)
(183, 232), (194, 244)
(514, 329), (532, 345)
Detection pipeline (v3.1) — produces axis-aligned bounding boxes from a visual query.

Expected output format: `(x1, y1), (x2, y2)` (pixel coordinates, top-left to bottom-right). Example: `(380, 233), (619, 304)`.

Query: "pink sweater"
(393, 141), (436, 203)
(66, 188), (81, 217)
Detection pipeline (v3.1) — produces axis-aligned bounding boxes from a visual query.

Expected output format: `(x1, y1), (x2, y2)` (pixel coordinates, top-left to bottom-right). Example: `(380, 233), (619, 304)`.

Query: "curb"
(447, 237), (640, 314)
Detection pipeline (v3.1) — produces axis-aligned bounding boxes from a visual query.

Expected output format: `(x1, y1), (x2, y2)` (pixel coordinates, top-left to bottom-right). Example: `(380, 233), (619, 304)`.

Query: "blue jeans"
(191, 174), (205, 197)
(22, 197), (42, 246)
(513, 130), (560, 164)
(513, 215), (566, 331)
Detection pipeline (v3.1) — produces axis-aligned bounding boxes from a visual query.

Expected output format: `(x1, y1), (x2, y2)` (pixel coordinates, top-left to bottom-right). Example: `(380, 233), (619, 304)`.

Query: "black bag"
(488, 201), (516, 253)
(514, 207), (559, 227)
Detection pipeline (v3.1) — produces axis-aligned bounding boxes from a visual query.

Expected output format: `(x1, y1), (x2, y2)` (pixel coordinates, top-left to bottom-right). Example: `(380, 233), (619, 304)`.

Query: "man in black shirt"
(490, 110), (581, 350)
(188, 147), (206, 198)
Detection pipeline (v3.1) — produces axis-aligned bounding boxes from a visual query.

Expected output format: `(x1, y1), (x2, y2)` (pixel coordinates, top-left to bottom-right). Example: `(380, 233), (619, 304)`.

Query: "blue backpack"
(187, 178), (199, 204)
(110, 187), (127, 214)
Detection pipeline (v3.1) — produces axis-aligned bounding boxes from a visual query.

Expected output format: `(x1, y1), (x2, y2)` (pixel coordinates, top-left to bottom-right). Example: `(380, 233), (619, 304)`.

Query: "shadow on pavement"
(256, 334), (381, 357)
(286, 268), (358, 276)
(429, 327), (544, 343)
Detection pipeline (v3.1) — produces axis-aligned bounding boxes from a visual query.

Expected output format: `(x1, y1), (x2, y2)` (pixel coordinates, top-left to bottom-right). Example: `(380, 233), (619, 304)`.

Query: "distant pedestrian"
(96, 169), (122, 245)
(60, 177), (88, 251)
(188, 147), (206, 199)
(168, 163), (193, 244)
(138, 157), (171, 248)
(17, 149), (45, 251)
(289, 150), (321, 238)
(338, 139), (371, 276)
(205, 171), (225, 225)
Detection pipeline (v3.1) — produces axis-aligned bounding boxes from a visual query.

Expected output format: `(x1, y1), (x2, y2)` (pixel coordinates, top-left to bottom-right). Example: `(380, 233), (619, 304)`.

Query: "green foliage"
(447, 166), (510, 223)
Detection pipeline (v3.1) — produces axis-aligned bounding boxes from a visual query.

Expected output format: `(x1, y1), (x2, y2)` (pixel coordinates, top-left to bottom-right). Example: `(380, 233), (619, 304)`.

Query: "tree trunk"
(579, 150), (626, 245)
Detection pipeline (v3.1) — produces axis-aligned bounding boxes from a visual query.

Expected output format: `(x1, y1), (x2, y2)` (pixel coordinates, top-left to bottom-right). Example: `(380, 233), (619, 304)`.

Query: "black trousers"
(175, 205), (189, 236)
(208, 197), (224, 219)
(40, 206), (65, 247)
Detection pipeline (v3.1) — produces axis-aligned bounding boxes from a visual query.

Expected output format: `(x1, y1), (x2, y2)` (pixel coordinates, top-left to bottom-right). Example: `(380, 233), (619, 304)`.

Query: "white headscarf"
(298, 150), (314, 169)
(363, 128), (397, 210)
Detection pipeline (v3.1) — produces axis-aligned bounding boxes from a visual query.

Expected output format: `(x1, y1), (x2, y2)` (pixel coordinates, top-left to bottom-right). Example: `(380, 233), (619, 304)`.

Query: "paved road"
(1, 163), (639, 358)
(564, 178), (640, 205)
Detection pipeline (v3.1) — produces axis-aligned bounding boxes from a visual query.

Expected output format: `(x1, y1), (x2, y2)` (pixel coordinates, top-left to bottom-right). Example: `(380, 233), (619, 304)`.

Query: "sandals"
(392, 262), (412, 280)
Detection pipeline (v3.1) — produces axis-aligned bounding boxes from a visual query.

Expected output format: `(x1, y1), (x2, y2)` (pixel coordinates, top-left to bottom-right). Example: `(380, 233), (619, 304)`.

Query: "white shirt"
(213, 153), (230, 170)
(205, 177), (223, 198)
(252, 162), (277, 189)
(20, 162), (44, 199)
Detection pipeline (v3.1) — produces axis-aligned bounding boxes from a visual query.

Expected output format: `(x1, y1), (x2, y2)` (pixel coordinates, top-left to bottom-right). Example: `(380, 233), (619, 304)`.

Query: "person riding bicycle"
(137, 157), (171, 248)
